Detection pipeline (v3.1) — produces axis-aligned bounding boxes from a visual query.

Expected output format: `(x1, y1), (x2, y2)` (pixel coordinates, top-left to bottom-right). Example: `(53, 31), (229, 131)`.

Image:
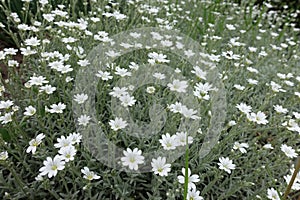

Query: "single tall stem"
(283, 157), (300, 200)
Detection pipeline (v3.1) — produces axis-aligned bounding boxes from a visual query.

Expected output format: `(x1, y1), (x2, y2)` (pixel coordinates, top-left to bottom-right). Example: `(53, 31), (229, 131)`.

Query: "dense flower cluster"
(0, 0), (299, 199)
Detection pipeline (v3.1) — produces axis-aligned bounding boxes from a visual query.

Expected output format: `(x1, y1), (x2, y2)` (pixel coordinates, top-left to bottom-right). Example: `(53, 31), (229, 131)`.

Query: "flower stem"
(183, 135), (189, 200)
(283, 156), (300, 200)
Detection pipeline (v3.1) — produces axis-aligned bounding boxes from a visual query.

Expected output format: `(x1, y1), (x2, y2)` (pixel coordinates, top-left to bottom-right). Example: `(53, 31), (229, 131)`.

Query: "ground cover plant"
(0, 0), (300, 199)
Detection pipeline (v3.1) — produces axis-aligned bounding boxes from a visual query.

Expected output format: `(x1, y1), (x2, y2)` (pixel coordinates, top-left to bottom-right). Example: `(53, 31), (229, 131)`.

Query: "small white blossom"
(81, 167), (101, 180)
(151, 157), (171, 176)
(39, 155), (65, 178)
(177, 168), (200, 190)
(74, 93), (88, 104)
(109, 117), (128, 131)
(121, 148), (145, 171)
(218, 157), (236, 174)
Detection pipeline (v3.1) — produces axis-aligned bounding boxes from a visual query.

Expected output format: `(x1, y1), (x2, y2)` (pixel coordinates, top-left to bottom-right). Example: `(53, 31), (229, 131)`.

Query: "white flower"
(234, 84), (245, 90)
(148, 52), (169, 64)
(236, 103), (252, 114)
(78, 115), (91, 126)
(24, 106), (36, 116)
(280, 144), (298, 158)
(184, 49), (195, 58)
(8, 60), (19, 67)
(56, 65), (73, 74)
(74, 93), (88, 104)
(26, 133), (45, 154)
(218, 157), (236, 174)
(232, 142), (249, 154)
(248, 46), (257, 52)
(226, 24), (236, 30)
(0, 100), (14, 109)
(177, 168), (200, 190)
(168, 102), (184, 113)
(187, 188), (204, 200)
(130, 32), (141, 38)
(0, 151), (8, 160)
(247, 78), (258, 85)
(247, 111), (268, 125)
(77, 59), (90, 67)
(193, 82), (216, 100)
(270, 81), (285, 93)
(151, 157), (171, 176)
(180, 106), (200, 120)
(39, 85), (56, 94)
(0, 112), (13, 124)
(67, 132), (82, 145)
(273, 105), (288, 114)
(39, 155), (65, 178)
(129, 62), (139, 70)
(191, 66), (207, 80)
(153, 72), (166, 80)
(121, 148), (145, 170)
(65, 76), (73, 83)
(115, 67), (131, 77)
(263, 143), (274, 149)
(105, 50), (120, 58)
(159, 133), (178, 150)
(96, 70), (113, 81)
(49, 61), (64, 70)
(81, 167), (101, 180)
(35, 174), (44, 181)
(62, 37), (77, 44)
(284, 174), (300, 190)
(119, 94), (136, 107)
(228, 120), (236, 126)
(167, 79), (188, 93)
(39, 0), (48, 6)
(109, 117), (128, 131)
(112, 11), (127, 21)
(58, 146), (77, 162)
(54, 135), (73, 149)
(24, 37), (40, 46)
(146, 86), (156, 94)
(28, 76), (48, 86)
(109, 87), (128, 98)
(48, 102), (66, 114)
(4, 48), (18, 55)
(267, 188), (280, 200)
(175, 132), (193, 146)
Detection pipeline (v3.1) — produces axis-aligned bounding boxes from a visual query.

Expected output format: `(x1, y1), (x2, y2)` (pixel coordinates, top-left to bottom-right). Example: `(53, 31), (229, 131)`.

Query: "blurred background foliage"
(0, 0), (91, 47)
(0, 0), (299, 47)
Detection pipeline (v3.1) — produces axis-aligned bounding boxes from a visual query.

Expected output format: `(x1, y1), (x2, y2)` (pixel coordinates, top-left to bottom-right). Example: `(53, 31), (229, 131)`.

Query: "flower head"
(187, 188), (204, 200)
(39, 155), (65, 178)
(281, 144), (298, 158)
(24, 105), (36, 116)
(159, 133), (178, 150)
(218, 157), (236, 174)
(177, 168), (200, 190)
(26, 133), (45, 154)
(0, 151), (8, 160)
(167, 79), (188, 93)
(81, 167), (101, 180)
(58, 146), (77, 162)
(267, 188), (280, 200)
(151, 157), (171, 176)
(121, 148), (145, 171)
(109, 117), (128, 131)
(232, 142), (249, 154)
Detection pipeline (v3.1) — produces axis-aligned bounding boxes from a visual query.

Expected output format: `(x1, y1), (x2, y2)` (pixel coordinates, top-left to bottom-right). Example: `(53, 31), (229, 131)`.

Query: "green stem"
(183, 134), (189, 200)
